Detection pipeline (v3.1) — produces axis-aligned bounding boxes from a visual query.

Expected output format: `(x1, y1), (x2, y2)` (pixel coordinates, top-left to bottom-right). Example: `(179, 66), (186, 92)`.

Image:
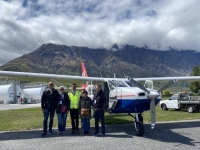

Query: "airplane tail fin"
(81, 61), (88, 90)
(81, 62), (88, 77)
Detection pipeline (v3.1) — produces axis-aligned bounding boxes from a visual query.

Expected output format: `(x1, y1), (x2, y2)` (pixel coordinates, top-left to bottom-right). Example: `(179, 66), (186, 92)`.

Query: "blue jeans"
(57, 113), (67, 132)
(94, 110), (105, 135)
(82, 119), (90, 134)
(43, 108), (55, 133)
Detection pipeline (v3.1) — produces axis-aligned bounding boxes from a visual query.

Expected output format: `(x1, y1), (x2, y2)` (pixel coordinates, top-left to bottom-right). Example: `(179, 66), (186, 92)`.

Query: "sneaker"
(93, 133), (98, 136)
(70, 130), (75, 135)
(41, 133), (47, 137)
(102, 134), (106, 137)
(49, 131), (53, 135)
(75, 130), (79, 135)
(58, 132), (63, 135)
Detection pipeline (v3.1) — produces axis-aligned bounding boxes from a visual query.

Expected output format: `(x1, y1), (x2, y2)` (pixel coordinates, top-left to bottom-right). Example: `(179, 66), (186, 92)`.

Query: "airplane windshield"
(125, 81), (133, 87)
(109, 81), (128, 87)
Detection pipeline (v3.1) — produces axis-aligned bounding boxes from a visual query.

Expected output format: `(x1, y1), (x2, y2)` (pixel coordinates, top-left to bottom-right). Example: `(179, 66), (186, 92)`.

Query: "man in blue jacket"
(41, 82), (59, 137)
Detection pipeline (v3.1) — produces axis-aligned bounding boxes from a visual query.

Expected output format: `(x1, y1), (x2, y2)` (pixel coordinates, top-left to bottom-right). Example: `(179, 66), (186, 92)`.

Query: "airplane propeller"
(128, 77), (177, 129)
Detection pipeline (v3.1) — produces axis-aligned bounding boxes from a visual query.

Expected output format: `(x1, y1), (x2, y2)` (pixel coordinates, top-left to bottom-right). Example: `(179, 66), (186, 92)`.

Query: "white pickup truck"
(160, 93), (200, 113)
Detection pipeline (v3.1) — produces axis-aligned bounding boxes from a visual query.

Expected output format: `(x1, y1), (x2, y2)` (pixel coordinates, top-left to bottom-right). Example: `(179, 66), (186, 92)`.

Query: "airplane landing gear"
(128, 113), (144, 136)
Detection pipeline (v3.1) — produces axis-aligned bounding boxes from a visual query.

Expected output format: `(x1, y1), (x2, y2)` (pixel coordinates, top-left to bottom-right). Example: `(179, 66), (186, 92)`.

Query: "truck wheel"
(187, 106), (194, 113)
(161, 104), (168, 111)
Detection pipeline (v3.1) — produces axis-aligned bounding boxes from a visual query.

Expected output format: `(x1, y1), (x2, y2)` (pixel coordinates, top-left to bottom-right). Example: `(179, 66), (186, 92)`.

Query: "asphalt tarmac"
(0, 103), (41, 111)
(1, 120), (200, 150)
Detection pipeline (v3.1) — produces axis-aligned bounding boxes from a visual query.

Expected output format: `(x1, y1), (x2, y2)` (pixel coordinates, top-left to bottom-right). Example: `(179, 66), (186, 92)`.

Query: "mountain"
(0, 43), (200, 78)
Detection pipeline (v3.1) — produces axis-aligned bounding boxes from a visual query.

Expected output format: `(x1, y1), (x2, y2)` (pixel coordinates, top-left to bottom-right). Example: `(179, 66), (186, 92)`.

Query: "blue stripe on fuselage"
(111, 98), (160, 113)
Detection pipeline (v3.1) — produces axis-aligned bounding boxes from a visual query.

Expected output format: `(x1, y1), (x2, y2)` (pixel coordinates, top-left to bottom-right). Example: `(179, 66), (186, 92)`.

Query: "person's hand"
(42, 109), (44, 113)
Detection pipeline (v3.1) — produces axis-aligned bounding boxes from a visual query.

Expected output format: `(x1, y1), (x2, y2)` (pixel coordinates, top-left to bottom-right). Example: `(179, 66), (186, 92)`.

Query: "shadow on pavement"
(142, 120), (200, 146)
(1, 120), (200, 146)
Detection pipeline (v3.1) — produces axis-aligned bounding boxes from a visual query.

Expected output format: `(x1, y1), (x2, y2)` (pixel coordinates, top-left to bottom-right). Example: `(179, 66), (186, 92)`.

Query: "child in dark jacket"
(79, 91), (93, 135)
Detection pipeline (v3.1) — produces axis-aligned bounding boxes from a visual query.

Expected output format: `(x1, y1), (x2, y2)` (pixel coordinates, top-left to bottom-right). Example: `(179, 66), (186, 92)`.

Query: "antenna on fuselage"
(98, 68), (102, 78)
(114, 73), (116, 78)
(123, 72), (127, 78)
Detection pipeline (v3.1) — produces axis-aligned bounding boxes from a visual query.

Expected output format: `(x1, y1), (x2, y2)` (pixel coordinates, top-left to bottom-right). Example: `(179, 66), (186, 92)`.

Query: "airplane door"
(108, 82), (115, 98)
(102, 82), (109, 109)
(144, 80), (153, 89)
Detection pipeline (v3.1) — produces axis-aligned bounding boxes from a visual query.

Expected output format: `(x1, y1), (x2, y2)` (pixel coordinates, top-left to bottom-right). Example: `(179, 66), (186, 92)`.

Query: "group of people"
(41, 82), (106, 137)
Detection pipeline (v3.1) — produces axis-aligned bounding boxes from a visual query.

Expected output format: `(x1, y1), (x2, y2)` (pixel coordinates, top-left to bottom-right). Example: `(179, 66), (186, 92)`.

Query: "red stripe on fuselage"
(117, 94), (136, 98)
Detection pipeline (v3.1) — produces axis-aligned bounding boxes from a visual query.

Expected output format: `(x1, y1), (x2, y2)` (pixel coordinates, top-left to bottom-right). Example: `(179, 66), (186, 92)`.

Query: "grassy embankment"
(1, 95), (200, 131)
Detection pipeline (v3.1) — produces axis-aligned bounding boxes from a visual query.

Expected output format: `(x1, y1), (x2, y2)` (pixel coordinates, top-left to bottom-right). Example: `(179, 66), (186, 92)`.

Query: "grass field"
(1, 95), (200, 131)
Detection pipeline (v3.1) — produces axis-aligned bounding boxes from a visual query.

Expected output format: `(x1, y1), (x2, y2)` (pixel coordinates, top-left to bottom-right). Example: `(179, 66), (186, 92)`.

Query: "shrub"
(163, 90), (170, 95)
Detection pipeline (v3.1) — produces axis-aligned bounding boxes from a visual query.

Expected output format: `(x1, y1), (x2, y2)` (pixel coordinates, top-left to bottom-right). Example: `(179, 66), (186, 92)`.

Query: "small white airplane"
(0, 67), (200, 136)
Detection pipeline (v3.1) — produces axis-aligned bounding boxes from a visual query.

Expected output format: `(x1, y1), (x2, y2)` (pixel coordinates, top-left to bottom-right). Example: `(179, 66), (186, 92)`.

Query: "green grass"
(1, 95), (200, 131)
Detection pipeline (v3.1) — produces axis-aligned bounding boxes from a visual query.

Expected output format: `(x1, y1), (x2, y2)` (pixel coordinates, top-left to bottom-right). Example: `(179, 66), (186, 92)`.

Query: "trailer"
(0, 84), (24, 104)
(23, 86), (46, 103)
(160, 93), (200, 113)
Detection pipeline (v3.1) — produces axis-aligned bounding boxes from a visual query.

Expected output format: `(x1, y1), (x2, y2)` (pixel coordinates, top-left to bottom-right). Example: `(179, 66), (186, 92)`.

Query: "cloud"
(0, 0), (200, 65)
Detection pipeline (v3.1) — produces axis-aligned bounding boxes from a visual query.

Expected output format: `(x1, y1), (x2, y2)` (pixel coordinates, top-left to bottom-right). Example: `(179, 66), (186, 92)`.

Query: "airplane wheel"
(161, 104), (168, 111)
(187, 106), (194, 113)
(138, 114), (143, 123)
(135, 122), (144, 136)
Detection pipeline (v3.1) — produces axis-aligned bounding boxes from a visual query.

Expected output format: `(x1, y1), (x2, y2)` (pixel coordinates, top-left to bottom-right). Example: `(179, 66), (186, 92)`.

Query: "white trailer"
(23, 86), (46, 103)
(0, 84), (23, 104)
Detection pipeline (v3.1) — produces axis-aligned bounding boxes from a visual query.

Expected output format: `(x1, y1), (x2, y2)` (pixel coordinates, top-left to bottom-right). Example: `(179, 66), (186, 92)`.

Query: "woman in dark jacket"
(56, 86), (70, 135)
(79, 91), (93, 135)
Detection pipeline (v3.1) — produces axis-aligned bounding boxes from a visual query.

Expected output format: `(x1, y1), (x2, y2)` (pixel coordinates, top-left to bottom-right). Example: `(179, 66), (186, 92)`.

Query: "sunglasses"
(60, 89), (64, 90)
(49, 84), (53, 86)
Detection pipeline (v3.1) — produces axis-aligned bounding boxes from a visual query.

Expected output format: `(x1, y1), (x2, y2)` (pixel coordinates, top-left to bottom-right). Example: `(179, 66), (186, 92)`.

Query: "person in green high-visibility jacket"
(68, 83), (81, 134)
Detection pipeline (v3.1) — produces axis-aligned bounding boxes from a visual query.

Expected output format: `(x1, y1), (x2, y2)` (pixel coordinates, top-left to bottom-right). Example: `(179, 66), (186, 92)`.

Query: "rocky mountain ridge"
(0, 43), (200, 78)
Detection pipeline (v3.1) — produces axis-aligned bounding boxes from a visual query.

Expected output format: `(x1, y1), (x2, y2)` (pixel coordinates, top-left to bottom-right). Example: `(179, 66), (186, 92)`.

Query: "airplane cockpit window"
(125, 81), (133, 87)
(109, 81), (128, 87)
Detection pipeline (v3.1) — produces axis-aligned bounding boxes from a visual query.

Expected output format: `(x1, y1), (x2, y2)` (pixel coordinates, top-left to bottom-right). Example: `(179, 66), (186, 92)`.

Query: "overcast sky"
(0, 0), (200, 65)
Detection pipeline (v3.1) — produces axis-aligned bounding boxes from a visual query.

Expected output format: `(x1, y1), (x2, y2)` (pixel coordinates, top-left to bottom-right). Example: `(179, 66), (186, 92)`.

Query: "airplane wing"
(0, 71), (107, 85)
(1, 70), (200, 85)
(134, 76), (200, 83)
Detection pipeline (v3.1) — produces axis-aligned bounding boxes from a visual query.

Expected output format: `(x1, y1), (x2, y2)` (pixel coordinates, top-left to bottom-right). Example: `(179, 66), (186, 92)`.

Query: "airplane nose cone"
(147, 91), (160, 99)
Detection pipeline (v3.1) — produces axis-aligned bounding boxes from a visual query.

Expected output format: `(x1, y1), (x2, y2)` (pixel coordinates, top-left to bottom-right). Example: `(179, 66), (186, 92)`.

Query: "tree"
(189, 66), (200, 93)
